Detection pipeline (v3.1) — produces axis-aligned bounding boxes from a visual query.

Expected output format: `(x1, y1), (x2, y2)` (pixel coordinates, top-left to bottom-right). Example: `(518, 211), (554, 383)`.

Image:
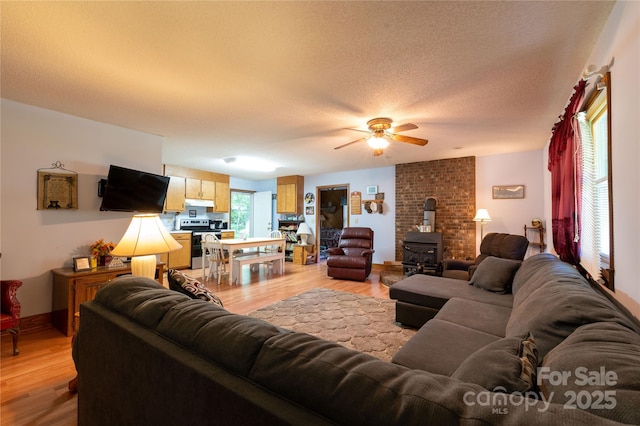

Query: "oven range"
(178, 218), (222, 269)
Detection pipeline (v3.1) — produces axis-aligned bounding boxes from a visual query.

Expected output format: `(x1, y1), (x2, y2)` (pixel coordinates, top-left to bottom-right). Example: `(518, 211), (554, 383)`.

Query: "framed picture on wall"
(492, 185), (525, 199)
(366, 185), (378, 195)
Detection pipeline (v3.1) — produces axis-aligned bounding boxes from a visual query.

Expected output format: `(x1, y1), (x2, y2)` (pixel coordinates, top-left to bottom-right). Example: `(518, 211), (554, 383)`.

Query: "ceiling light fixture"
(367, 135), (390, 150)
(221, 156), (276, 172)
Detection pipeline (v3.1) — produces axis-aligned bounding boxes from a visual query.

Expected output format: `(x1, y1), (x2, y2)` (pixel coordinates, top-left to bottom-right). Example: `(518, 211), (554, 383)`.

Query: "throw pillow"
(469, 256), (521, 294)
(452, 332), (538, 394)
(167, 269), (223, 307)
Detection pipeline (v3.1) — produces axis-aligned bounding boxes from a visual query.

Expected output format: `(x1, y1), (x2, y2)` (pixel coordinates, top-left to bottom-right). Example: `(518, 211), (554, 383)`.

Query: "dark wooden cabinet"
(51, 263), (164, 336)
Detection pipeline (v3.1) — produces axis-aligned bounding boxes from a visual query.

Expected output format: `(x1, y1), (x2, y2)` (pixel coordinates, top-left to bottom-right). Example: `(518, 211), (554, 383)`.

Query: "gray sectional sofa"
(390, 253), (640, 424)
(75, 253), (640, 425)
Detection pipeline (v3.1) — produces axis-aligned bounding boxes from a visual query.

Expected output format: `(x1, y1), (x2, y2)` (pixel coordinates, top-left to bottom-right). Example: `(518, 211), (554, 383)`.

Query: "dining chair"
(261, 230), (284, 275)
(204, 234), (228, 284)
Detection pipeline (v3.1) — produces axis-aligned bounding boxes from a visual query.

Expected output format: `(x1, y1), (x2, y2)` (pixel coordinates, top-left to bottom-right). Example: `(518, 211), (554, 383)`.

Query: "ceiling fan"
(334, 117), (428, 156)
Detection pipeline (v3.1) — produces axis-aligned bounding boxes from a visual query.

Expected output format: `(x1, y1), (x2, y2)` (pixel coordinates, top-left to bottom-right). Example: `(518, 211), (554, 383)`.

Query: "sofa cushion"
(511, 253), (566, 298)
(434, 298), (511, 337)
(168, 269), (223, 307)
(452, 332), (538, 393)
(479, 233), (529, 261)
(539, 322), (640, 424)
(506, 273), (636, 361)
(389, 274), (513, 311)
(250, 332), (463, 425)
(469, 256), (521, 294)
(94, 275), (191, 329)
(391, 319), (500, 376)
(156, 302), (285, 376)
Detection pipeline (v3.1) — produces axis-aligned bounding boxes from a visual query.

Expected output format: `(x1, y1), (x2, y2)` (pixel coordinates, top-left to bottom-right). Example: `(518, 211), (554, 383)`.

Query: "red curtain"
(548, 80), (586, 265)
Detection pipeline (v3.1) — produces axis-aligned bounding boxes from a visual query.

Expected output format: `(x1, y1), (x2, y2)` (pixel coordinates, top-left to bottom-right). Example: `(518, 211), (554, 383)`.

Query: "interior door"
(253, 191), (273, 237)
(318, 185), (348, 259)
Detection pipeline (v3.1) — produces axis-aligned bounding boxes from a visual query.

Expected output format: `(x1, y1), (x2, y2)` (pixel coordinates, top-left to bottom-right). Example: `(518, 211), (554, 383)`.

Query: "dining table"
(202, 237), (286, 284)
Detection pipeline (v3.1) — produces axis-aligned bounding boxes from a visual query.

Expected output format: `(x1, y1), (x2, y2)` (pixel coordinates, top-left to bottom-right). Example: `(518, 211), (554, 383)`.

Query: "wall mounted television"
(99, 165), (170, 213)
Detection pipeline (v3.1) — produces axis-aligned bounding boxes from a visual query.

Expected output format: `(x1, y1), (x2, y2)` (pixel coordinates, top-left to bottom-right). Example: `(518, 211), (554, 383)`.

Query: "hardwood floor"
(1, 261), (389, 425)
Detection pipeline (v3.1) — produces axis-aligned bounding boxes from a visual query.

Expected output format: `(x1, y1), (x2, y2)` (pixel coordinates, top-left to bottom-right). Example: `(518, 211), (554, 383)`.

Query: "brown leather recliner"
(326, 227), (374, 281)
(441, 233), (529, 280)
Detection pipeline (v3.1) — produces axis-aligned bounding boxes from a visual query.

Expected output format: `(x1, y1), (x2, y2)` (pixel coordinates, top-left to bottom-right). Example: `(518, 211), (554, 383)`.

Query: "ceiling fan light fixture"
(367, 135), (389, 149)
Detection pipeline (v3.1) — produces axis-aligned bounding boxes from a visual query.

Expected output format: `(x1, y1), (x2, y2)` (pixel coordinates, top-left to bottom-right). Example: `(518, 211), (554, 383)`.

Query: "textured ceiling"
(1, 1), (614, 180)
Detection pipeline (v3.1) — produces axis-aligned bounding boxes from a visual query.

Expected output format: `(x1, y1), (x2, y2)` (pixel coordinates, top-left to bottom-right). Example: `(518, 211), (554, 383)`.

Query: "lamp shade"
(111, 214), (182, 256)
(111, 214), (182, 279)
(296, 222), (312, 236)
(473, 209), (492, 222)
(296, 222), (313, 245)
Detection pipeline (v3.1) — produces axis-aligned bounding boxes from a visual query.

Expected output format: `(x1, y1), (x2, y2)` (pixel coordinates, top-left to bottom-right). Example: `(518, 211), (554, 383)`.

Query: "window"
(578, 72), (614, 289)
(230, 190), (252, 237)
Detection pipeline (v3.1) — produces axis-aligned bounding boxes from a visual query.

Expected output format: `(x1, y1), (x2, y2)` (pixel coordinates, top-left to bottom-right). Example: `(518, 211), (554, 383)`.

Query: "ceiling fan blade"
(345, 128), (371, 134)
(390, 123), (418, 133)
(334, 138), (366, 150)
(389, 133), (429, 146)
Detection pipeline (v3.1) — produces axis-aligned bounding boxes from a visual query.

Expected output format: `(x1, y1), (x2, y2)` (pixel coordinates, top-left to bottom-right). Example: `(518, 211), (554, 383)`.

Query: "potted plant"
(91, 239), (115, 266)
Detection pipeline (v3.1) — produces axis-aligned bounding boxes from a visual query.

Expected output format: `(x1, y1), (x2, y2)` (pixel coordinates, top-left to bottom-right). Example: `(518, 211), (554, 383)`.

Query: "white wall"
(304, 167), (396, 264)
(544, 1), (640, 318)
(0, 100), (163, 317)
(476, 150), (545, 258)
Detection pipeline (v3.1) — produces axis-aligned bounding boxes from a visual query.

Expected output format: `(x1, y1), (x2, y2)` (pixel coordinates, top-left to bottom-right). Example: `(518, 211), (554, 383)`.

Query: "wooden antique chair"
(1, 280), (23, 355)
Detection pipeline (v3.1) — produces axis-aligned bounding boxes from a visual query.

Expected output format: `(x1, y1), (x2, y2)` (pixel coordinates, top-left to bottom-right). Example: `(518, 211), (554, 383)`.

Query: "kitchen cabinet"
(159, 232), (192, 269)
(51, 263), (164, 336)
(163, 165), (230, 212)
(164, 176), (186, 211)
(186, 178), (216, 201)
(220, 230), (235, 239)
(277, 175), (304, 214)
(213, 180), (230, 212)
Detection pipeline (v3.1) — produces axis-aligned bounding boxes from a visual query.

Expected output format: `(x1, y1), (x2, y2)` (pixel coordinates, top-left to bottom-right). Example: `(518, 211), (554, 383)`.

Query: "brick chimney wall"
(395, 157), (476, 262)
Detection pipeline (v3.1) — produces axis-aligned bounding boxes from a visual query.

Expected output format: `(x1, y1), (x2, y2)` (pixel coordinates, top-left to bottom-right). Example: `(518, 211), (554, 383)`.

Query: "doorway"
(317, 185), (349, 260)
(230, 190), (273, 238)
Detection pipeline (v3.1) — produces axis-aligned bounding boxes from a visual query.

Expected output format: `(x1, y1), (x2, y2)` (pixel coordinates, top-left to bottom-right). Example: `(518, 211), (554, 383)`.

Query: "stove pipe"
(423, 197), (436, 229)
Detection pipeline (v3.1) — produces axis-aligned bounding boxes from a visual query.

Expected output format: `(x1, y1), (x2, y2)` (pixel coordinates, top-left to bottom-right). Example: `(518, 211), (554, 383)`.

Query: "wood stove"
(402, 232), (443, 276)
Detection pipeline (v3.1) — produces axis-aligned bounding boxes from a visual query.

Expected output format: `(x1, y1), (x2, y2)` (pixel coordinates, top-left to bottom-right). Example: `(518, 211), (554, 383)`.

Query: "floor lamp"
(111, 214), (183, 279)
(473, 209), (492, 240)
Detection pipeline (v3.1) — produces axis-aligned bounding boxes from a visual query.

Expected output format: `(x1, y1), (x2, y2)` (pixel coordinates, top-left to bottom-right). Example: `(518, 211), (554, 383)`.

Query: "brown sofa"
(441, 233), (529, 280)
(326, 227), (374, 281)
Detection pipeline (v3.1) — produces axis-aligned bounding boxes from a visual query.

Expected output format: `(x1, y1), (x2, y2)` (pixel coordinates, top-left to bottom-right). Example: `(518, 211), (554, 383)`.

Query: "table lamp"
(473, 209), (492, 240)
(296, 222), (313, 245)
(111, 214), (182, 279)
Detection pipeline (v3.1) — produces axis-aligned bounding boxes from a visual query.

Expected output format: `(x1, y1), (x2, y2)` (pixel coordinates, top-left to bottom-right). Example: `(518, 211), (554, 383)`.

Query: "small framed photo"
(493, 185), (525, 199)
(73, 256), (92, 272)
(189, 210), (197, 217)
(305, 206), (314, 215)
(366, 185), (378, 195)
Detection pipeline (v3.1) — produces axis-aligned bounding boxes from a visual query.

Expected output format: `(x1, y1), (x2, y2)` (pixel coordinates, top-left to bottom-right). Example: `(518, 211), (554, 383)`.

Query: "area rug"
(248, 288), (416, 362)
